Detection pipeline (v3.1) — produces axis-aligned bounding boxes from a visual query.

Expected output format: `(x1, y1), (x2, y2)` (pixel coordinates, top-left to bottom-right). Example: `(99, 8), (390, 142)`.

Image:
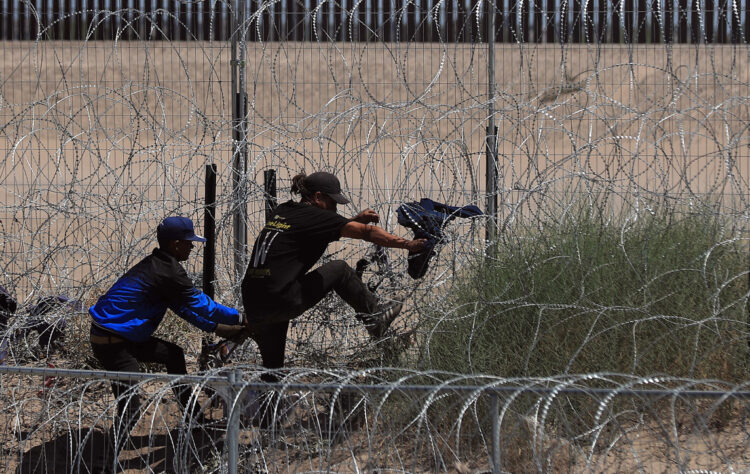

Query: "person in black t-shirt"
(242, 171), (426, 381)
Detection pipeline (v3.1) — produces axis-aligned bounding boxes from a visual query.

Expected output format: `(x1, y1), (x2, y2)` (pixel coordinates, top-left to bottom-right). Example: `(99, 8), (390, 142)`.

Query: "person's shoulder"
(277, 200), (304, 212)
(304, 205), (346, 222)
(273, 200), (346, 224)
(119, 250), (157, 276)
(148, 248), (187, 278)
(274, 200), (328, 218)
(267, 200), (302, 217)
(148, 249), (196, 293)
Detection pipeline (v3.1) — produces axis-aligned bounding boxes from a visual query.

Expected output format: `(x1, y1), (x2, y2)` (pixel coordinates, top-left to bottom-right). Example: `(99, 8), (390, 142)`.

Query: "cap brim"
(186, 234), (207, 243)
(329, 192), (350, 204)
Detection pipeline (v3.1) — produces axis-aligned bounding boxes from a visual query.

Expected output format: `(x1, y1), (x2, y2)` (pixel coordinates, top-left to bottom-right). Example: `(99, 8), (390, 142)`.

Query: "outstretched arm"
(350, 208), (380, 224)
(341, 221), (427, 252)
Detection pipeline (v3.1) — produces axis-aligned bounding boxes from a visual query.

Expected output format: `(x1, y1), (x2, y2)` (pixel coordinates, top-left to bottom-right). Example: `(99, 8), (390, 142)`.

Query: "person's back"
(243, 199), (350, 300)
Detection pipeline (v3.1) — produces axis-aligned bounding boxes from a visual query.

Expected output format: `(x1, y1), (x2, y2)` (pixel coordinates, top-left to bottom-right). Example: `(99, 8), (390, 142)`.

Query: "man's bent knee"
(324, 260), (350, 273)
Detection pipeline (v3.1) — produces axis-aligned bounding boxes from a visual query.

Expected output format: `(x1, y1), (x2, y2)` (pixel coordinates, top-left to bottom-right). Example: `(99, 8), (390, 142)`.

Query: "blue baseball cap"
(157, 216), (207, 242)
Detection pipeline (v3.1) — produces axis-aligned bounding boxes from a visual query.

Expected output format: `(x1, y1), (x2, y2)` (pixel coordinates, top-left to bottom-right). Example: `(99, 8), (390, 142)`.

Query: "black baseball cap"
(157, 216), (207, 242)
(305, 172), (350, 204)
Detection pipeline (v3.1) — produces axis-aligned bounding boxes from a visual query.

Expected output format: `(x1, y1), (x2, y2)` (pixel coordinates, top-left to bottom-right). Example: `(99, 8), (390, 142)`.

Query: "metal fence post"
(485, 0), (498, 246)
(203, 163), (217, 299)
(202, 164), (217, 356)
(264, 169), (278, 222)
(491, 392), (500, 474)
(231, 0), (248, 281)
(227, 369), (240, 474)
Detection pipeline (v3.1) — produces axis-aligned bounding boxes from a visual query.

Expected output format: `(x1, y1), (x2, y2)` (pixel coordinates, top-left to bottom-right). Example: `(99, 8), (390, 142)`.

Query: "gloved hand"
(215, 323), (245, 340)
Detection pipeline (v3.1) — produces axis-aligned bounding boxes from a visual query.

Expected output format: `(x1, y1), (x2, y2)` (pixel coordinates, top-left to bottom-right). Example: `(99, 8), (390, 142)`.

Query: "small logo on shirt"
(266, 220), (291, 230)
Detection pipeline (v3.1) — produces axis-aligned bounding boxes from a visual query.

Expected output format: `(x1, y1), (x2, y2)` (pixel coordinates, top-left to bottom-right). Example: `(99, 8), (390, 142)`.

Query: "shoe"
(364, 300), (403, 339)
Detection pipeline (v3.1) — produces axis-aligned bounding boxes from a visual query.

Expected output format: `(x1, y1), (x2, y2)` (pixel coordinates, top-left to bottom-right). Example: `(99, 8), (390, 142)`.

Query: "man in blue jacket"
(89, 216), (244, 437)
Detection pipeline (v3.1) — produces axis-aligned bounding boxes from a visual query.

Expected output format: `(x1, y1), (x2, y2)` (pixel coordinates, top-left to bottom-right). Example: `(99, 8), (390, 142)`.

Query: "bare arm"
(341, 221), (427, 252)
(351, 208), (379, 224)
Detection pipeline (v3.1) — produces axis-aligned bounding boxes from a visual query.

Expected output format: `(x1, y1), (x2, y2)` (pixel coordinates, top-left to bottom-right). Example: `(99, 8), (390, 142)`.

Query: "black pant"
(91, 333), (191, 437)
(243, 260), (378, 382)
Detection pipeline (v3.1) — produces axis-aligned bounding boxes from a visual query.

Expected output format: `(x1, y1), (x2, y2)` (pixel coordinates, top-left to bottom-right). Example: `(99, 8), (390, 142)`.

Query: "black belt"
(89, 324), (126, 344)
(90, 333), (126, 344)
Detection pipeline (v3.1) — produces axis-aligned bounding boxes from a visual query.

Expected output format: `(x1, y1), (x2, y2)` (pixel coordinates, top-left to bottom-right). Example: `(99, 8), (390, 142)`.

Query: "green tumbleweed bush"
(420, 207), (749, 381)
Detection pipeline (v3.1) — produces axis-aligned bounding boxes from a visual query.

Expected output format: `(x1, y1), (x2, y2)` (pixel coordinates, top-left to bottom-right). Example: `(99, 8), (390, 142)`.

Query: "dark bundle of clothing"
(0, 286), (16, 364)
(26, 296), (81, 351)
(396, 198), (483, 279)
(0, 285), (17, 329)
(0, 287), (81, 362)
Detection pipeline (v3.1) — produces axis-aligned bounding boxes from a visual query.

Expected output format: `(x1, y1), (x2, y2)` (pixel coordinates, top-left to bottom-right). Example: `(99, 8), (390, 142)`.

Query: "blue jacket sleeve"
(161, 259), (241, 331)
(171, 288), (241, 331)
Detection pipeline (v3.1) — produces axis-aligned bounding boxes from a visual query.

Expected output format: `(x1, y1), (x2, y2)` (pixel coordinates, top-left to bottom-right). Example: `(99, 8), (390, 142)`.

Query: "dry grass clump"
(420, 203), (749, 380)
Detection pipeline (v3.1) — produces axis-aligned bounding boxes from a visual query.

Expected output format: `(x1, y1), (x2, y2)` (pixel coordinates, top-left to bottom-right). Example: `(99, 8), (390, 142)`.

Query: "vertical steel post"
(231, 0), (248, 280)
(226, 370), (240, 473)
(202, 164), (217, 355)
(203, 164), (217, 299)
(264, 169), (278, 222)
(486, 0), (498, 245)
(11, 0), (19, 40)
(491, 392), (501, 474)
(24, 0), (30, 40)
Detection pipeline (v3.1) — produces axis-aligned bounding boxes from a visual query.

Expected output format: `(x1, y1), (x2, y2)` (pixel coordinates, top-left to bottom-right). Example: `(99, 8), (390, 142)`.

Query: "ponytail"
(291, 173), (311, 199)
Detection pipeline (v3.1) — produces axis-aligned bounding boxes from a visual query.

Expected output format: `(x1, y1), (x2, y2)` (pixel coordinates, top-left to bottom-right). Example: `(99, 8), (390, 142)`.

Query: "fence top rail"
(1, 365), (749, 400)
